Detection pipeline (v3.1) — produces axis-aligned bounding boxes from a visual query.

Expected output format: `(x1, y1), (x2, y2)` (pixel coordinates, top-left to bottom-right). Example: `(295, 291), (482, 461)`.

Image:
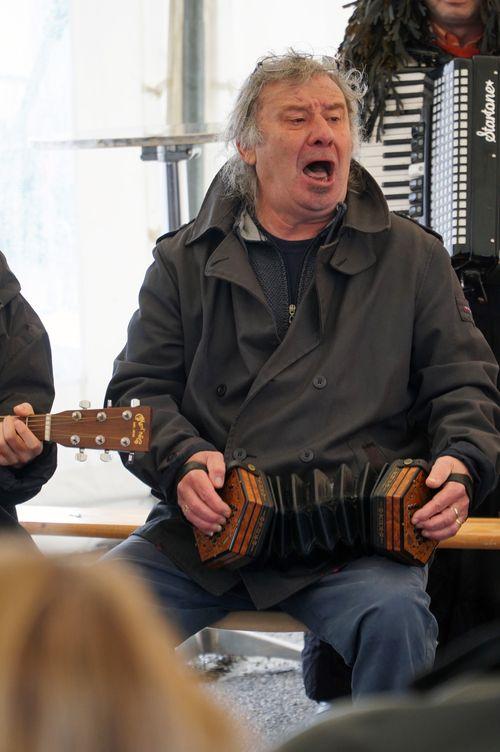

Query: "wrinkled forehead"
(256, 74), (348, 116)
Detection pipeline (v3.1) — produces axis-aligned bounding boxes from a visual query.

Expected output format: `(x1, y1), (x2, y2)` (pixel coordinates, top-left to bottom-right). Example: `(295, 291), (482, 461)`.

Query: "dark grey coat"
(0, 251), (56, 525)
(107, 166), (500, 608)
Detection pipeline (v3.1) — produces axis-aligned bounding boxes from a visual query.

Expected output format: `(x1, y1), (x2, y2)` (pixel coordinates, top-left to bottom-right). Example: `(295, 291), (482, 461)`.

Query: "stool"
(178, 611), (307, 661)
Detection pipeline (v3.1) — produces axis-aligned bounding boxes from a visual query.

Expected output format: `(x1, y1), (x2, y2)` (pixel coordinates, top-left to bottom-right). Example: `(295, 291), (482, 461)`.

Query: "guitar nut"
(122, 410), (132, 421)
(95, 435), (105, 445)
(120, 437), (131, 447)
(70, 435), (80, 446)
(96, 412), (107, 422)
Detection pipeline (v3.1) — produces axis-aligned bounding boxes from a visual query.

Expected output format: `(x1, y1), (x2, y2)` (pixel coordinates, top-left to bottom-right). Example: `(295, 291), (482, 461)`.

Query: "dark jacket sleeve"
(0, 278), (57, 510)
(408, 239), (500, 506)
(105, 246), (215, 498)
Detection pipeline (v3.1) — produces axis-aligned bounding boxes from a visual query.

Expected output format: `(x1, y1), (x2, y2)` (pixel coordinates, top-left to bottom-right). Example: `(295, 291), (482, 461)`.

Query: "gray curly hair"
(221, 50), (366, 208)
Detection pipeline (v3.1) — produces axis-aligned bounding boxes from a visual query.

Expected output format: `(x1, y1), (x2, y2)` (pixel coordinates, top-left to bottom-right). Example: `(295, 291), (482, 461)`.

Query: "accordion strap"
(175, 461), (208, 486)
(447, 472), (474, 502)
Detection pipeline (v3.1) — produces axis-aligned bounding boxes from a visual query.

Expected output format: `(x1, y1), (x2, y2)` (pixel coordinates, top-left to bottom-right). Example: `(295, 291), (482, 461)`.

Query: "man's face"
(238, 74), (353, 234)
(425, 0), (482, 27)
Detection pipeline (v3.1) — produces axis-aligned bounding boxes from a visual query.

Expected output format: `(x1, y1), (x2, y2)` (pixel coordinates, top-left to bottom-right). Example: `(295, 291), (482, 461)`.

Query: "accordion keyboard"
(358, 68), (428, 214)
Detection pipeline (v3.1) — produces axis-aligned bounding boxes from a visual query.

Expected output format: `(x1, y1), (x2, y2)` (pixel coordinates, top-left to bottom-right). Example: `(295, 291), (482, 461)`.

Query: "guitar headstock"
(49, 405), (151, 452)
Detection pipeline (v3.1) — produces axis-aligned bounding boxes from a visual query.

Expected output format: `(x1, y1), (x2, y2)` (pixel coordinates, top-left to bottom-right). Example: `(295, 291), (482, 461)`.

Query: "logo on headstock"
(132, 413), (147, 446)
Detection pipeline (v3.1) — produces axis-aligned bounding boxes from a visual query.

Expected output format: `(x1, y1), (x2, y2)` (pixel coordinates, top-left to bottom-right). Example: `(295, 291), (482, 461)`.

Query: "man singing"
(105, 51), (500, 698)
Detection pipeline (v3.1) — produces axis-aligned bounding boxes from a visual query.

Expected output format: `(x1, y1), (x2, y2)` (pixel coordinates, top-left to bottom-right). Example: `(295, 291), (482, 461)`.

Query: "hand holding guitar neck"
(0, 399), (151, 464)
(0, 402), (44, 467)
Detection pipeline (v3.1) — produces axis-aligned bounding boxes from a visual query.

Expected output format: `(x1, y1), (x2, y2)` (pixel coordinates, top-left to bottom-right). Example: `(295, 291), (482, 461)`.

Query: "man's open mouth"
(303, 161), (334, 181)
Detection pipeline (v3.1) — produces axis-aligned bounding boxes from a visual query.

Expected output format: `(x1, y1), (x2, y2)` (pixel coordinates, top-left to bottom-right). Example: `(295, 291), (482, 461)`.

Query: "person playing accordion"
(105, 49), (500, 700)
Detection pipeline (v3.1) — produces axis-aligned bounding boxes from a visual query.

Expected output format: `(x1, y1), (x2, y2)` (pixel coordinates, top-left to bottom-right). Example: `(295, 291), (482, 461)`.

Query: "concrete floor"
(199, 651), (320, 749)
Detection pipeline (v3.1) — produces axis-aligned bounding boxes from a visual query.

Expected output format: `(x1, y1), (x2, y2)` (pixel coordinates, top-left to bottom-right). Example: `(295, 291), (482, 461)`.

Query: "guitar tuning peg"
(130, 398), (140, 407)
(107, 399), (113, 407)
(100, 450), (112, 463)
(79, 400), (91, 410)
(127, 453), (134, 465)
(75, 449), (87, 462)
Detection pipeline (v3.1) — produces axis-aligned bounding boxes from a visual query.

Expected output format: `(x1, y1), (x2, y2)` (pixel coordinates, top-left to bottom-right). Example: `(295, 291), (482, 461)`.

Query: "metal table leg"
(141, 144), (201, 232)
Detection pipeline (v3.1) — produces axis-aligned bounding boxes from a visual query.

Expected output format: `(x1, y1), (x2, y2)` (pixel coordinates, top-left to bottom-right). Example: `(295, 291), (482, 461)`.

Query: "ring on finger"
(452, 506), (460, 521)
(182, 504), (190, 515)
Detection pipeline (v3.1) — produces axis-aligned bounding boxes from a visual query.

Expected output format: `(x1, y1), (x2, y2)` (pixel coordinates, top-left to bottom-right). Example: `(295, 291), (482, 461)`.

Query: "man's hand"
(411, 456), (471, 541)
(0, 403), (43, 468)
(176, 450), (231, 534)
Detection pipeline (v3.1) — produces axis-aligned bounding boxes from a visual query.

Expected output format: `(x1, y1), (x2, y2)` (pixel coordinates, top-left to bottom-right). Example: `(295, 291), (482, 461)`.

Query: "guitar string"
(0, 421), (142, 440)
(20, 419), (137, 424)
(0, 415), (147, 441)
(0, 412), (144, 422)
(0, 419), (140, 425)
(0, 419), (143, 427)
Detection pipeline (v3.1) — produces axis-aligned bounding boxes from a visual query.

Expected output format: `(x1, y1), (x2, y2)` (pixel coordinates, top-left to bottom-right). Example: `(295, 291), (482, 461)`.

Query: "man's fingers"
(0, 415), (43, 466)
(419, 504), (462, 532)
(413, 455), (471, 528)
(13, 402), (35, 418)
(205, 452), (226, 489)
(176, 450), (231, 530)
(179, 488), (226, 533)
(181, 506), (223, 535)
(178, 472), (229, 526)
(413, 482), (464, 522)
(14, 420), (43, 452)
(425, 456), (454, 489)
(420, 520), (463, 541)
(184, 469), (231, 518)
(180, 485), (226, 526)
(412, 478), (469, 542)
(419, 496), (467, 541)
(187, 449), (227, 491)
(413, 497), (469, 530)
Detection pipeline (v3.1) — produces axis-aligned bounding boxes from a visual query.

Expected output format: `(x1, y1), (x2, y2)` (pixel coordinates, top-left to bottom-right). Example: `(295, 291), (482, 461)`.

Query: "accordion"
(408, 56), (499, 278)
(194, 459), (437, 570)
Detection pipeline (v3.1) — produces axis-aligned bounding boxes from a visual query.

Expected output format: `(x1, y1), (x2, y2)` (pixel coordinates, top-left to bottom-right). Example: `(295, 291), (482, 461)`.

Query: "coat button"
(299, 449), (314, 463)
(233, 448), (247, 461)
(313, 375), (327, 389)
(216, 383), (227, 397)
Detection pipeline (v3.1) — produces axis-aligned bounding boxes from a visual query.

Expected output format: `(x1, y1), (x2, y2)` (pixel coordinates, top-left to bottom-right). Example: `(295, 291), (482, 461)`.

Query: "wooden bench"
(18, 506), (500, 549)
(18, 505), (147, 539)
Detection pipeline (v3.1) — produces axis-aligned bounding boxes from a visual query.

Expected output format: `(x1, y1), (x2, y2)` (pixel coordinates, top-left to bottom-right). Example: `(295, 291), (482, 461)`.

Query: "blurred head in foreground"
(0, 544), (240, 752)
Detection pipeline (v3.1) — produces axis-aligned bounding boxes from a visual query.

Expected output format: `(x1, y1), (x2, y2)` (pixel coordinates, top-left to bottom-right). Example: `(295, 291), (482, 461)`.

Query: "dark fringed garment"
(338, 0), (500, 139)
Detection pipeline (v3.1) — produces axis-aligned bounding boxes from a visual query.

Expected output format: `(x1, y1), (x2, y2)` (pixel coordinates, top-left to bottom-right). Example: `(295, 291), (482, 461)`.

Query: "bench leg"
(177, 628), (302, 661)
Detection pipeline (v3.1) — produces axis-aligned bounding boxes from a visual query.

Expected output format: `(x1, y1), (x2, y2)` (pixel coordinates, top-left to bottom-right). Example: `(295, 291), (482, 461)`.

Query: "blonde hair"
(0, 544), (241, 752)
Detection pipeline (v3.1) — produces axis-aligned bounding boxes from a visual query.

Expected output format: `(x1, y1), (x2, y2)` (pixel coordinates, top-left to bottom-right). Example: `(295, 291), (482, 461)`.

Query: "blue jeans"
(106, 534), (437, 699)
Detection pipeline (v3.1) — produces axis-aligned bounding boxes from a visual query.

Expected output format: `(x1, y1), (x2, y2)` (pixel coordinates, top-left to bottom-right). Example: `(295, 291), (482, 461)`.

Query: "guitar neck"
(0, 406), (151, 452)
(0, 415), (50, 442)
(27, 414), (48, 442)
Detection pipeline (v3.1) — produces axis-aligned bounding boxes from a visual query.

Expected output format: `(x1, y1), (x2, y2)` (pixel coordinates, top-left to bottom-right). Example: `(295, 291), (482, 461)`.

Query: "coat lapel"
(204, 233), (268, 307)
